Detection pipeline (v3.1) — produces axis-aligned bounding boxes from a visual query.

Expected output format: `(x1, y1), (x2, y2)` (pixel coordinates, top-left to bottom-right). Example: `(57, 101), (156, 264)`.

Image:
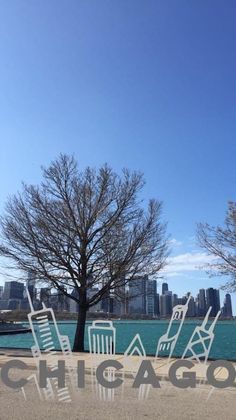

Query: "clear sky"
(0, 1), (235, 310)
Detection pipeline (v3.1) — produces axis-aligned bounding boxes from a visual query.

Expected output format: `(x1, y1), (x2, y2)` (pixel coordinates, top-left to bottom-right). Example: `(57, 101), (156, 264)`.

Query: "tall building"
(162, 282), (168, 295)
(88, 287), (102, 312)
(172, 293), (178, 308)
(222, 294), (233, 318)
(8, 299), (21, 310)
(111, 297), (122, 316)
(3, 281), (24, 300)
(154, 293), (160, 316)
(146, 279), (157, 316)
(100, 285), (127, 316)
(113, 282), (127, 316)
(186, 296), (196, 317)
(198, 289), (207, 317)
(159, 292), (172, 317)
(128, 276), (147, 315)
(206, 288), (221, 316)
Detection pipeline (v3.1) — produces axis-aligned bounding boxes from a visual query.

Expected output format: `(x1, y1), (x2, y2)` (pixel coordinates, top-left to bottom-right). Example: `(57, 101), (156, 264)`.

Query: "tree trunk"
(73, 305), (87, 352)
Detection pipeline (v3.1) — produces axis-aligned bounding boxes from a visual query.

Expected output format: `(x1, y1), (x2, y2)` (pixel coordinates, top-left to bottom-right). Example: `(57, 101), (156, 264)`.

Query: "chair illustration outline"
(182, 306), (221, 363)
(88, 320), (116, 355)
(155, 295), (191, 359)
(88, 320), (116, 401)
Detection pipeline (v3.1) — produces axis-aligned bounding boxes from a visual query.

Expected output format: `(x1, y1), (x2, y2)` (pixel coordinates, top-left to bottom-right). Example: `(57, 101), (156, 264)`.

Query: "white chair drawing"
(155, 295), (191, 359)
(88, 320), (116, 355)
(182, 307), (221, 363)
(88, 320), (116, 401)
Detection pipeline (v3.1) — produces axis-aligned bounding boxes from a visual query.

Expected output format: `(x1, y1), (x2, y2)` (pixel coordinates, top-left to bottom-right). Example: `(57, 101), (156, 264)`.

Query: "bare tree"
(0, 154), (169, 351)
(197, 201), (236, 291)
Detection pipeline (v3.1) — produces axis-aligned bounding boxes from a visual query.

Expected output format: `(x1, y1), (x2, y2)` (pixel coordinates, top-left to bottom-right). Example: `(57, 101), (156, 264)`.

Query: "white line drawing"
(22, 289), (73, 402)
(19, 291), (225, 404)
(124, 334), (146, 358)
(88, 320), (116, 401)
(123, 333), (150, 400)
(182, 307), (221, 363)
(88, 320), (116, 355)
(155, 295), (191, 359)
(21, 373), (44, 401)
(180, 307), (221, 402)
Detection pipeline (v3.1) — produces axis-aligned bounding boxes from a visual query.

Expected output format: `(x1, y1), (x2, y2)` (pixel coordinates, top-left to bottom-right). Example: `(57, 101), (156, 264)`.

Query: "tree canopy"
(197, 201), (236, 291)
(0, 154), (169, 350)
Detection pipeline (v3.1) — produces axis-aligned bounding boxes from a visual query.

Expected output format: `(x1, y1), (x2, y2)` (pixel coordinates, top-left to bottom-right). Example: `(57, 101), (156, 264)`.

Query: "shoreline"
(1, 346), (236, 362)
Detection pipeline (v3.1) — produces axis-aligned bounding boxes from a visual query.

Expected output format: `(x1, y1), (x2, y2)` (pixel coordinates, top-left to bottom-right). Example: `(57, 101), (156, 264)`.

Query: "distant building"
(88, 288), (102, 312)
(186, 296), (196, 317)
(3, 281), (24, 301)
(198, 289), (207, 317)
(159, 292), (172, 317)
(222, 294), (233, 318)
(154, 293), (160, 316)
(146, 280), (157, 316)
(111, 297), (122, 316)
(206, 288), (220, 317)
(20, 298), (30, 311)
(172, 293), (178, 308)
(128, 276), (147, 315)
(162, 282), (168, 295)
(50, 294), (59, 311)
(8, 299), (21, 310)
(0, 300), (9, 310)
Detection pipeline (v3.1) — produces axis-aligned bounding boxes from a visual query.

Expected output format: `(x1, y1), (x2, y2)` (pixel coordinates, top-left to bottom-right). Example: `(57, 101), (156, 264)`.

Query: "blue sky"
(0, 1), (235, 310)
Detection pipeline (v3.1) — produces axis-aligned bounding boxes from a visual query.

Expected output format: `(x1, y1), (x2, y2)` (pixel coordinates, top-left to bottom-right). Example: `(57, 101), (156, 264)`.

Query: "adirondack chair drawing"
(155, 295), (191, 359)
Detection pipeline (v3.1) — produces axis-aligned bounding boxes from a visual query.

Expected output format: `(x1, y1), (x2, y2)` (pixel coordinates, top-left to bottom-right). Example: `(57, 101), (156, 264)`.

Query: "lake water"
(1, 320), (236, 360)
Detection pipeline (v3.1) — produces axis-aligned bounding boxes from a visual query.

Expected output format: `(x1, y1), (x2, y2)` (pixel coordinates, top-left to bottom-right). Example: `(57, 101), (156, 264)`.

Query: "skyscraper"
(154, 293), (160, 316)
(128, 276), (147, 315)
(146, 279), (157, 316)
(222, 294), (233, 318)
(159, 292), (172, 317)
(162, 282), (168, 295)
(206, 288), (220, 316)
(172, 293), (178, 308)
(186, 296), (196, 317)
(3, 281), (24, 300)
(198, 289), (207, 316)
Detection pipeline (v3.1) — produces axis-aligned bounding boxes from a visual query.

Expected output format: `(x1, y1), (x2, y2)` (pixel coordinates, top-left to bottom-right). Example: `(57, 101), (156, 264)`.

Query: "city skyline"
(0, 278), (233, 318)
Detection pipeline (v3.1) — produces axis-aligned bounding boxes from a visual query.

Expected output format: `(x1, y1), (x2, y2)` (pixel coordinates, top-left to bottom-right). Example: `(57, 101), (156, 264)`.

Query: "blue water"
(1, 320), (236, 360)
